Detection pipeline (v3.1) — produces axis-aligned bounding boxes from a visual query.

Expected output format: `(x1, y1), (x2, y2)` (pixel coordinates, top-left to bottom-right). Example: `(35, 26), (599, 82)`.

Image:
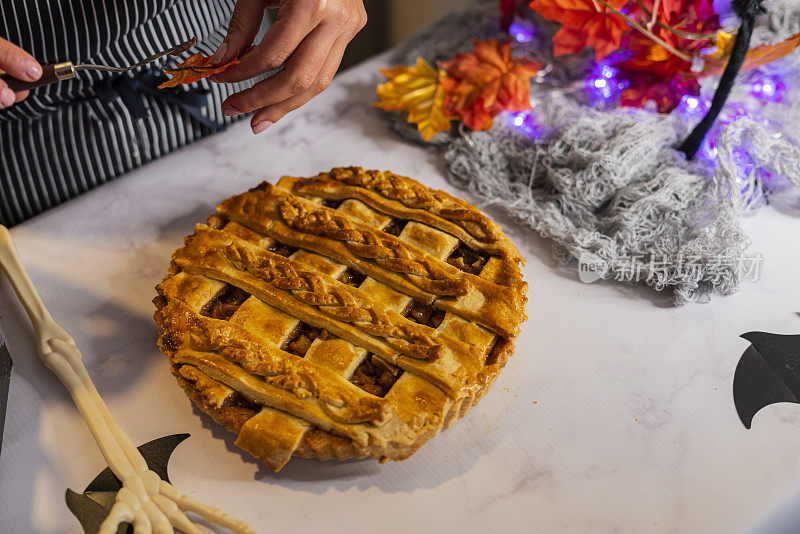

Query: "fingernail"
(222, 104), (241, 117)
(25, 60), (42, 81)
(0, 88), (14, 108)
(210, 42), (229, 64)
(252, 121), (273, 134)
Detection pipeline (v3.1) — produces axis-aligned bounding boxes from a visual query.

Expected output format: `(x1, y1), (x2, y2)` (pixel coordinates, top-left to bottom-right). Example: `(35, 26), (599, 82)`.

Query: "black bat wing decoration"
(733, 332), (800, 429)
(0, 340), (11, 459)
(65, 433), (190, 534)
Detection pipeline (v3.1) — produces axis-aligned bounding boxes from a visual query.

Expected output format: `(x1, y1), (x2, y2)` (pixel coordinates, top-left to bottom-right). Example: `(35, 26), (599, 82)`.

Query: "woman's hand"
(0, 37), (42, 109)
(210, 0), (367, 134)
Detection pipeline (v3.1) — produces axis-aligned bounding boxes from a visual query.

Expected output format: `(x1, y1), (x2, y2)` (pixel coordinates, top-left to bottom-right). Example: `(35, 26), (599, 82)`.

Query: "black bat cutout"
(733, 332), (800, 429)
(65, 433), (190, 534)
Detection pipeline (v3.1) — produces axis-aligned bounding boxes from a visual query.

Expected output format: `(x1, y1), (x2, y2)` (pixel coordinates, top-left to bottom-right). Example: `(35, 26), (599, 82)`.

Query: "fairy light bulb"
(509, 19), (536, 43)
(750, 74), (785, 103)
(507, 110), (546, 139)
(584, 60), (627, 108)
(600, 64), (616, 79)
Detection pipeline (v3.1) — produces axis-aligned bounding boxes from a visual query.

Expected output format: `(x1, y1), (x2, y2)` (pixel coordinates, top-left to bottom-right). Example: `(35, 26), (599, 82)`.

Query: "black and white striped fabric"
(0, 0), (264, 227)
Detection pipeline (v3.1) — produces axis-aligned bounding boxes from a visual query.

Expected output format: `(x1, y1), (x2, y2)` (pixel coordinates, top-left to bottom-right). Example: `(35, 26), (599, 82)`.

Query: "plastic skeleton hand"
(99, 470), (254, 534)
(0, 226), (256, 534)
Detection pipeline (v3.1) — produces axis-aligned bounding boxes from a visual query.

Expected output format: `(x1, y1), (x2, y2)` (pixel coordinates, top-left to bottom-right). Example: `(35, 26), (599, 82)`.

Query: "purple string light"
(749, 73), (785, 102)
(507, 110), (547, 139)
(584, 61), (629, 108)
(503, 11), (793, 203)
(509, 18), (536, 43)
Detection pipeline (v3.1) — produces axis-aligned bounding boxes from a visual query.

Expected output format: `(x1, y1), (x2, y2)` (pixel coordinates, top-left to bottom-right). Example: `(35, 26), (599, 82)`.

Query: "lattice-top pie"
(154, 167), (528, 471)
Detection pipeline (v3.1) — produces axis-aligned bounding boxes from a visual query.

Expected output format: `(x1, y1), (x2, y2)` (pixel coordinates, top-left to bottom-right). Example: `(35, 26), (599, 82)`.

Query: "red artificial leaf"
(614, 0), (719, 113)
(654, 0), (687, 19)
(158, 52), (239, 89)
(441, 39), (541, 130)
(620, 70), (701, 113)
(619, 36), (690, 76)
(615, 35), (696, 112)
(500, 0), (520, 31)
(528, 0), (630, 61)
(633, 0), (718, 49)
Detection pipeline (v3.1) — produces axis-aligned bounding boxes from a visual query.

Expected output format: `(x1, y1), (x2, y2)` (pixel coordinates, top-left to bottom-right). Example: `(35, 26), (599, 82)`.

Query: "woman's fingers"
(250, 35), (349, 133)
(214, 0), (367, 130)
(0, 81), (15, 108)
(0, 37), (41, 82)
(0, 37), (41, 107)
(215, 0), (330, 84)
(210, 0), (266, 65)
(221, 23), (338, 115)
(0, 80), (30, 108)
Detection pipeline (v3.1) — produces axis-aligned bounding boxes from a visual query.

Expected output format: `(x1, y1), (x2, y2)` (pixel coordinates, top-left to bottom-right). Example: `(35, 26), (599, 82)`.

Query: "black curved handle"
(0, 64), (67, 92)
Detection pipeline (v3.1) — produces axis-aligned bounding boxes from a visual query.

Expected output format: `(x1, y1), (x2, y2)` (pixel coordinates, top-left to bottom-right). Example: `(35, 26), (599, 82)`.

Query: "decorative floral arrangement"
(373, 0), (800, 303)
(375, 40), (541, 140)
(376, 0), (799, 151)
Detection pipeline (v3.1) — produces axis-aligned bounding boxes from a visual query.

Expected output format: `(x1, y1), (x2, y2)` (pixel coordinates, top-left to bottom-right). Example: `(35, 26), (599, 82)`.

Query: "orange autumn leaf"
(374, 57), (457, 141)
(528, 0), (630, 61)
(158, 52), (239, 89)
(695, 31), (800, 78)
(441, 39), (541, 131)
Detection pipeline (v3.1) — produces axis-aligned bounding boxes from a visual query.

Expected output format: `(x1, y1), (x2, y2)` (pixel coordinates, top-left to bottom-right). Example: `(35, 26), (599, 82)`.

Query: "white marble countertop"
(2, 50), (800, 534)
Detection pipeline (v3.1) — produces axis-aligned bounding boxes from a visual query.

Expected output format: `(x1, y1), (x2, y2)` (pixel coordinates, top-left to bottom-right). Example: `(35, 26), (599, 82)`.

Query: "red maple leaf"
(158, 53), (239, 89)
(614, 35), (696, 113)
(620, 70), (701, 113)
(528, 0), (631, 61)
(441, 39), (542, 130)
(632, 0), (718, 49)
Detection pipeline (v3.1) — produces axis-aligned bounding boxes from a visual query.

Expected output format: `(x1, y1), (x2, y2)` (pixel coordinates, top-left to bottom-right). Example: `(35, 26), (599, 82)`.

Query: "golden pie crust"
(154, 167), (528, 471)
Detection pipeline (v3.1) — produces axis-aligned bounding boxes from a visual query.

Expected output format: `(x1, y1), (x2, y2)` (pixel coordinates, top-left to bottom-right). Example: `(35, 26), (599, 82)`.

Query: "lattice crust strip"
(228, 200), (460, 468)
(170, 227), (483, 396)
(217, 184), (525, 338)
(155, 168), (527, 471)
(284, 167), (523, 263)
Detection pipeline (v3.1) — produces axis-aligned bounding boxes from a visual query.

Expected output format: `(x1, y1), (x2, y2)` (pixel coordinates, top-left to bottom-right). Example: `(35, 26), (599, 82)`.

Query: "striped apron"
(0, 0), (265, 226)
